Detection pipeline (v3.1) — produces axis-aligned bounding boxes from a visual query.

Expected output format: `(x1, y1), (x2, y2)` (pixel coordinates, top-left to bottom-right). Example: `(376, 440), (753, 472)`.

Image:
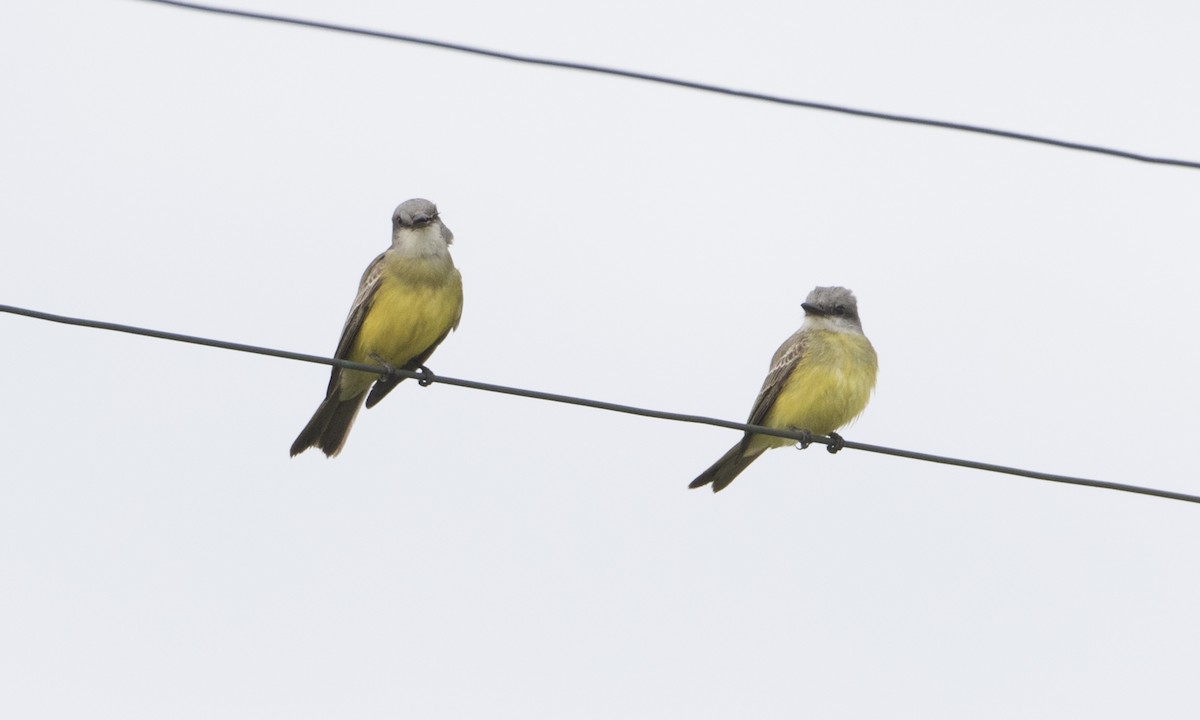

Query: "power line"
(134, 0), (1200, 171)
(4, 302), (1198, 506)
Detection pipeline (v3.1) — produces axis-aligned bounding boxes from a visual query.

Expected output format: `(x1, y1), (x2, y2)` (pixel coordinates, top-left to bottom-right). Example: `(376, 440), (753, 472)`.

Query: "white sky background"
(3, 0), (1200, 717)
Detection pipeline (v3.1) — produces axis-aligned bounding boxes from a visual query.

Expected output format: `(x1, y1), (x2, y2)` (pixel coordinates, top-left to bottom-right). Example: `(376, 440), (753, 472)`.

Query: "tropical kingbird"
(689, 286), (877, 492)
(290, 198), (463, 457)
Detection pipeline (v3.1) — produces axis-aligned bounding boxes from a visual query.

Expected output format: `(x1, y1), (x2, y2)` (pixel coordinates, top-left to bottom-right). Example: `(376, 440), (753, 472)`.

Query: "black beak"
(801, 302), (824, 316)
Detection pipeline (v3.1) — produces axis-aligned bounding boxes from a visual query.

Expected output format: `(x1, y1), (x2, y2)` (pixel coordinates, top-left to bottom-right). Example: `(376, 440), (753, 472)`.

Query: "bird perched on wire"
(690, 286), (877, 492)
(291, 198), (463, 457)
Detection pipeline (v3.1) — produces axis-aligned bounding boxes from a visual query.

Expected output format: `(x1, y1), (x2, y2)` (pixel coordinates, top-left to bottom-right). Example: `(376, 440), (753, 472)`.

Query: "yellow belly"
(340, 262), (462, 397)
(750, 330), (877, 452)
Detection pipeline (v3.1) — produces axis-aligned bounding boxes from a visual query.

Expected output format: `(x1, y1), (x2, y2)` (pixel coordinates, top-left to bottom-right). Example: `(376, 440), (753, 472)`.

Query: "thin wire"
(133, 0), (1200, 171)
(4, 302), (1198, 505)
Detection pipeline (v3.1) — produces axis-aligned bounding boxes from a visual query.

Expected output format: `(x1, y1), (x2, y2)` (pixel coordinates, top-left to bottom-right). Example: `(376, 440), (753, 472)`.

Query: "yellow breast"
(342, 255), (463, 395)
(753, 329), (877, 451)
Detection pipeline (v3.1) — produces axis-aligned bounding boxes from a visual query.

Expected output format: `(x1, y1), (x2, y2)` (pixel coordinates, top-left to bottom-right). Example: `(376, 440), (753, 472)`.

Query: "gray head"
(393, 198), (439, 228)
(392, 198), (453, 244)
(802, 286), (863, 328)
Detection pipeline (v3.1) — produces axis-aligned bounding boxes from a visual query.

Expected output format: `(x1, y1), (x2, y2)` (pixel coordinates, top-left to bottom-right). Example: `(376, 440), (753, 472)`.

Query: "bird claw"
(826, 432), (845, 454)
(414, 364), (436, 387)
(793, 429), (814, 450)
(368, 353), (402, 381)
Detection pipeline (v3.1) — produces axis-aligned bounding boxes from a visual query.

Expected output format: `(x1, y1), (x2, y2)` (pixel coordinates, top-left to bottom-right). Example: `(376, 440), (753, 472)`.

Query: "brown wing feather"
(322, 252), (387, 398)
(745, 330), (808, 428)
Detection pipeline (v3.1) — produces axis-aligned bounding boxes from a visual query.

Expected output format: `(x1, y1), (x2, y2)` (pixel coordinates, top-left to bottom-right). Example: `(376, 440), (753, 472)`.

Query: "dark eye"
(834, 304), (847, 315)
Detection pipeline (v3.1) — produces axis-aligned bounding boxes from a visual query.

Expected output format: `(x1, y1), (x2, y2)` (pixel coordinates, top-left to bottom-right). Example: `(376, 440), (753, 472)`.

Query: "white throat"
(801, 313), (863, 335)
(392, 223), (450, 258)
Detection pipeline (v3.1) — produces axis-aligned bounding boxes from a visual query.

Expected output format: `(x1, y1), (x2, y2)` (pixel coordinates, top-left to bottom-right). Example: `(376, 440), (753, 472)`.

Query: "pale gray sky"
(4, 1), (1200, 718)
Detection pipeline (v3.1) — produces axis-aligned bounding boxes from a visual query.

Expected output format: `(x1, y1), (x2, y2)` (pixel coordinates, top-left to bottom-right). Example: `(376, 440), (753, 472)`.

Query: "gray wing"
(745, 329), (807, 428)
(323, 250), (388, 397)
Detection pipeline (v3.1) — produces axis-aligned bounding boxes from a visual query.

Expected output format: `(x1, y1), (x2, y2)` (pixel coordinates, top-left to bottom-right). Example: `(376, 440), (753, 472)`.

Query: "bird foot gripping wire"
(414, 365), (436, 387)
(793, 430), (845, 453)
(368, 353), (435, 387)
(825, 432), (845, 454)
(368, 353), (398, 376)
(793, 429), (814, 450)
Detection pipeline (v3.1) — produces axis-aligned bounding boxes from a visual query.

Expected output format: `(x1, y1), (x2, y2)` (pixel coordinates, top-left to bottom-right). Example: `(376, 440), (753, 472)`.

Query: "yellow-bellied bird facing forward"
(690, 286), (877, 492)
(290, 198), (463, 457)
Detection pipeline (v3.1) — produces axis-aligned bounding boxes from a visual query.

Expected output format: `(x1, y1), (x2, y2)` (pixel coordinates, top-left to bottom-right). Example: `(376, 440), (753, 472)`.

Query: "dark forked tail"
(689, 441), (761, 492)
(290, 393), (365, 458)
